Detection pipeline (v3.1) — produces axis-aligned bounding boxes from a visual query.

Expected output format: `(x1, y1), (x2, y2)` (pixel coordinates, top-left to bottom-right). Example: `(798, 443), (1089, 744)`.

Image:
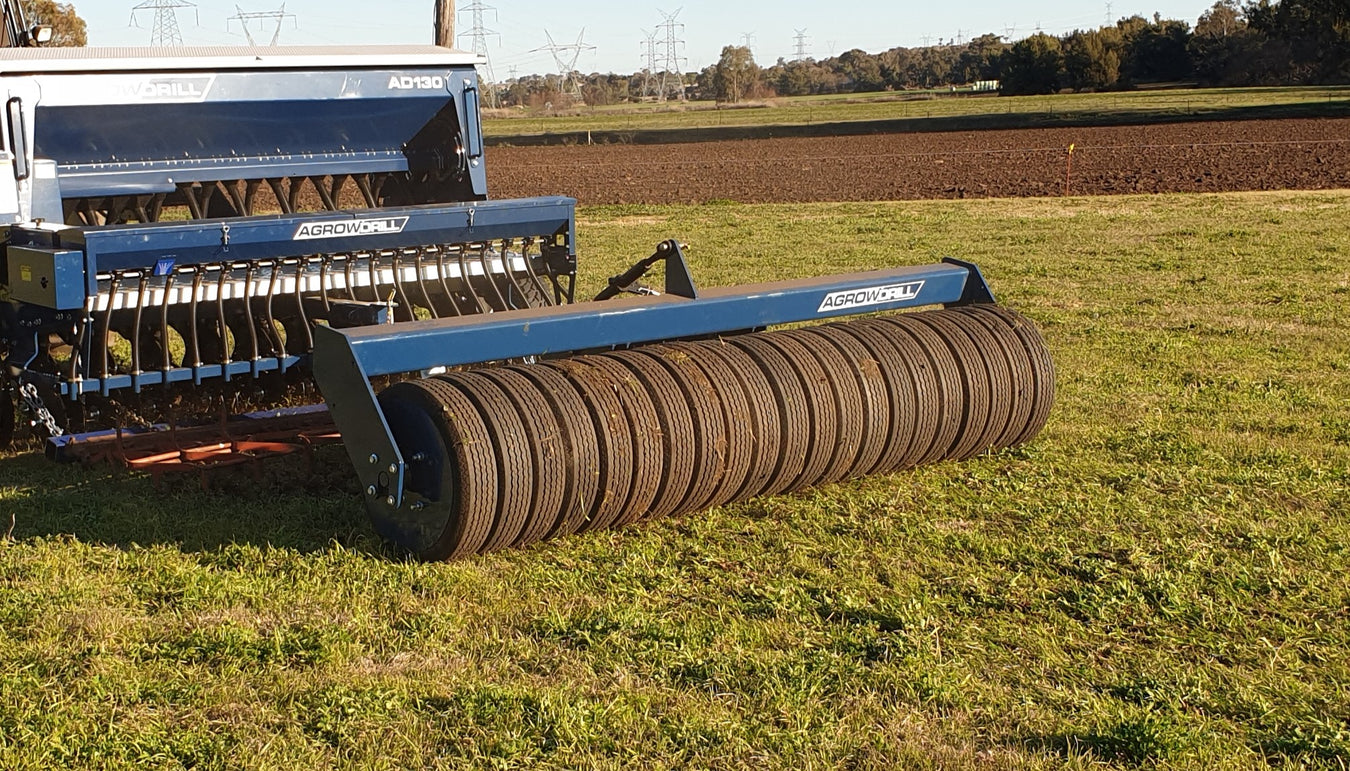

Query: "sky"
(81, 1), (1220, 77)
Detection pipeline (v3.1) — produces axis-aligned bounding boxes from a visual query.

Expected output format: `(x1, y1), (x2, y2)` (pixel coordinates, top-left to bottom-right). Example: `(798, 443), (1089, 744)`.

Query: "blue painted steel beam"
(49, 196), (575, 295)
(336, 261), (981, 377)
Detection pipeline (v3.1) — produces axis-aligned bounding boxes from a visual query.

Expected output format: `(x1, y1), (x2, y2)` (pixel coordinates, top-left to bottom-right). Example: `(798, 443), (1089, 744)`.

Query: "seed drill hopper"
(0, 17), (1054, 559)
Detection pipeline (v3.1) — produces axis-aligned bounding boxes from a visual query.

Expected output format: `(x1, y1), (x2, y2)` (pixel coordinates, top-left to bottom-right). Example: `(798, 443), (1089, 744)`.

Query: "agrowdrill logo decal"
(293, 217), (411, 240)
(817, 281), (925, 313)
(115, 76), (216, 103)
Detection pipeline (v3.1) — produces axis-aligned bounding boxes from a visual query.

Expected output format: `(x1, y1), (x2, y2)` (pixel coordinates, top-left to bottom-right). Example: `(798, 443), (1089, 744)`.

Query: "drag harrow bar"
(312, 256), (1053, 560)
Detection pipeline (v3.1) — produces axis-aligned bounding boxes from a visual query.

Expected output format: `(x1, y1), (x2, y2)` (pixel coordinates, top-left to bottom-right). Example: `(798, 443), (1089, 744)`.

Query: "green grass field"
(483, 85), (1350, 139)
(2, 191), (1348, 768)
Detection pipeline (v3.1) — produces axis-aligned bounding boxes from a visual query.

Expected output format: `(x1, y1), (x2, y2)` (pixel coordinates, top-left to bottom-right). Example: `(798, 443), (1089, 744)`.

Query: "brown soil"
(486, 118), (1350, 204)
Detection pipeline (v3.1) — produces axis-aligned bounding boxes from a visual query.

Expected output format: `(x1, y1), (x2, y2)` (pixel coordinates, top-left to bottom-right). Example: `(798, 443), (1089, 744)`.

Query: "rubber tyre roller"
(903, 310), (995, 461)
(726, 333), (811, 498)
(856, 317), (960, 468)
(947, 308), (1036, 450)
(960, 305), (1056, 446)
(801, 323), (895, 481)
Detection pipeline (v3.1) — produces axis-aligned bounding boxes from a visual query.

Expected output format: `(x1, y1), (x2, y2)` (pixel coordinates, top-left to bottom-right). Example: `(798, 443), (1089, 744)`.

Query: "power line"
(226, 4), (296, 46)
(655, 8), (686, 101)
(129, 0), (198, 46)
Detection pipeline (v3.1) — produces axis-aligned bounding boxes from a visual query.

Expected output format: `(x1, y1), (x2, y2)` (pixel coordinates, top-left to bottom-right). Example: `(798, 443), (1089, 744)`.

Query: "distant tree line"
(499, 0), (1348, 107)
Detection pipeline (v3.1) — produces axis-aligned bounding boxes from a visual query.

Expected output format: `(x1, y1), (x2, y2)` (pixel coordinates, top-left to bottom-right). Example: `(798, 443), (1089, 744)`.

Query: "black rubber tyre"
(947, 308), (1022, 452)
(604, 348), (697, 522)
(726, 333), (810, 497)
(857, 317), (957, 468)
(803, 323), (891, 480)
(666, 340), (755, 510)
(757, 332), (838, 493)
(783, 328), (865, 486)
(543, 356), (640, 533)
(966, 306), (1056, 447)
(954, 308), (1037, 451)
(472, 367), (567, 549)
(375, 378), (497, 560)
(579, 352), (667, 527)
(515, 362), (604, 540)
(827, 320), (921, 476)
(907, 310), (994, 461)
(637, 345), (728, 515)
(695, 337), (782, 504)
(437, 371), (533, 552)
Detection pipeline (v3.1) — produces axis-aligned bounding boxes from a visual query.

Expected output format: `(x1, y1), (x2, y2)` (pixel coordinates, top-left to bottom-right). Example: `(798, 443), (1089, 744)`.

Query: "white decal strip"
(817, 280), (925, 313)
(293, 217), (411, 241)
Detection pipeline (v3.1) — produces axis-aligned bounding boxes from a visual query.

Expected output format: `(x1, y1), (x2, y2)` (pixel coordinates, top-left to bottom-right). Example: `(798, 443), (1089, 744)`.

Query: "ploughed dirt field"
(487, 117), (1350, 204)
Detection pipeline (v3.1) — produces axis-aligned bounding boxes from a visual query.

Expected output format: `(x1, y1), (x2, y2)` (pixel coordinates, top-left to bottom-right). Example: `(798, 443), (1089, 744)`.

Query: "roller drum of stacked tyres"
(376, 305), (1055, 560)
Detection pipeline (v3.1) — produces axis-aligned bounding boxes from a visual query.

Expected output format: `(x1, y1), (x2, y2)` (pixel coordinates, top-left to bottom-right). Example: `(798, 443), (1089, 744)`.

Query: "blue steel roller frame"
(311, 251), (995, 514)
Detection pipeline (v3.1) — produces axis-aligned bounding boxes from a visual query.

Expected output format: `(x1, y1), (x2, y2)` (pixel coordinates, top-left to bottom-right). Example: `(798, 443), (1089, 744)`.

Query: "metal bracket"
(311, 324), (407, 510)
(941, 257), (996, 306)
(594, 239), (698, 301)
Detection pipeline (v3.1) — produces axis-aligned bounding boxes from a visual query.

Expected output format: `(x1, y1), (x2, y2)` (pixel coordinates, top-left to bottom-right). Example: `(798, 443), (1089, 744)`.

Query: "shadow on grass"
(0, 444), (383, 556)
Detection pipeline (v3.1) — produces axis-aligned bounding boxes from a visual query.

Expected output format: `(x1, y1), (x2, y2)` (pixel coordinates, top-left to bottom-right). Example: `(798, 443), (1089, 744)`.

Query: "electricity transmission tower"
(130, 0), (197, 46)
(640, 29), (659, 98)
(533, 29), (594, 101)
(793, 28), (810, 61)
(458, 0), (499, 105)
(655, 8), (686, 101)
(740, 31), (755, 52)
(226, 4), (296, 46)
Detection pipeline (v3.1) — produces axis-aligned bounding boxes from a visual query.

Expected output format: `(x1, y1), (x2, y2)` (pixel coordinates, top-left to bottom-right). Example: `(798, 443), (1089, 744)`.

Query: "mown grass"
(483, 85), (1350, 138)
(2, 191), (1348, 769)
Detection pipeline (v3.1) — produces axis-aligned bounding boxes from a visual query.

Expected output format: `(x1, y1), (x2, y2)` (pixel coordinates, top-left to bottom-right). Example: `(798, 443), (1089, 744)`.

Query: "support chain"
(18, 382), (63, 438)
